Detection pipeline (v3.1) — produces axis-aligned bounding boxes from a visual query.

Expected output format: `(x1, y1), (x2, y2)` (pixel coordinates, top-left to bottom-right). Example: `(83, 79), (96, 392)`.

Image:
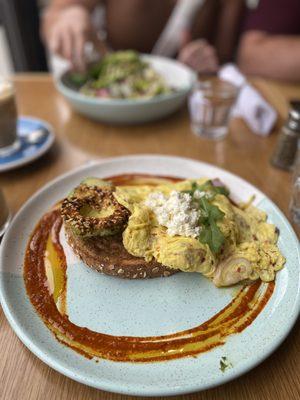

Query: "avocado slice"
(68, 177), (113, 198)
(62, 183), (129, 238)
(80, 177), (112, 188)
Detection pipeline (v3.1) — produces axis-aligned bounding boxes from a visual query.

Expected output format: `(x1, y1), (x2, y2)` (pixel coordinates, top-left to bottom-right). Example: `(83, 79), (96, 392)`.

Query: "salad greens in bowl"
(56, 51), (197, 124)
(70, 51), (175, 99)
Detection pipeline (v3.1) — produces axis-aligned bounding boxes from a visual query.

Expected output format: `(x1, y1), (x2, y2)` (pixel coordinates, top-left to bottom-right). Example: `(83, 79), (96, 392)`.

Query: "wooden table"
(1, 75), (299, 400)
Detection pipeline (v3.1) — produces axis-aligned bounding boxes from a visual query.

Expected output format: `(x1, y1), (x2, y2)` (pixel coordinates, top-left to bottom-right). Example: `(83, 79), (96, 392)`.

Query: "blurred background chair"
(0, 0), (48, 74)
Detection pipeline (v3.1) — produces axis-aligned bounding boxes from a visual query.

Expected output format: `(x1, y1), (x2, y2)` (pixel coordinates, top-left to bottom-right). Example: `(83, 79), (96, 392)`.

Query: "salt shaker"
(271, 100), (300, 170)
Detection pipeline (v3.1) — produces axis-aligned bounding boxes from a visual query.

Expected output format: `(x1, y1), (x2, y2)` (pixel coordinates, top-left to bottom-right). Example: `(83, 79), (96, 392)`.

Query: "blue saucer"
(0, 116), (55, 172)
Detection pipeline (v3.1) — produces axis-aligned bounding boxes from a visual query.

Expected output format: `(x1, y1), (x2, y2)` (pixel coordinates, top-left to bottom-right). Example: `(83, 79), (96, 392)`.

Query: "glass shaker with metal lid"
(271, 100), (300, 170)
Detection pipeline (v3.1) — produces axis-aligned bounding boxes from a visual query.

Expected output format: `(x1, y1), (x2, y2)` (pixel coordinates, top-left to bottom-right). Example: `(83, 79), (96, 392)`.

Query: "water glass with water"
(188, 79), (239, 140)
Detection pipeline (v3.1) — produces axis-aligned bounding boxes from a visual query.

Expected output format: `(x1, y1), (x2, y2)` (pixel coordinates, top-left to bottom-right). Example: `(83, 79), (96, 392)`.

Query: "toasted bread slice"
(65, 225), (179, 279)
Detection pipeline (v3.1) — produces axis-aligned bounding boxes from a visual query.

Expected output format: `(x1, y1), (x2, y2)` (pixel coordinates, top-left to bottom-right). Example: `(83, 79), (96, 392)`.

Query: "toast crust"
(65, 225), (179, 279)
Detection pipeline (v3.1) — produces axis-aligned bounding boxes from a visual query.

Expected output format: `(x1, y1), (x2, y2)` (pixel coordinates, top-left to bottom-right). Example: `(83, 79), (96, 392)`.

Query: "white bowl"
(55, 55), (197, 124)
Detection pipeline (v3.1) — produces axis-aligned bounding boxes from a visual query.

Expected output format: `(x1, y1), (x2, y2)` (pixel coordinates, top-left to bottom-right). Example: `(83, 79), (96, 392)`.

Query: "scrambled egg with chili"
(114, 179), (285, 287)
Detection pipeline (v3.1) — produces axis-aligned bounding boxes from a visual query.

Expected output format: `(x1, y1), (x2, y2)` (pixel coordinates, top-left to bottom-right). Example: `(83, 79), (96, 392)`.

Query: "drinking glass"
(188, 78), (239, 140)
(0, 188), (10, 237)
(0, 77), (19, 156)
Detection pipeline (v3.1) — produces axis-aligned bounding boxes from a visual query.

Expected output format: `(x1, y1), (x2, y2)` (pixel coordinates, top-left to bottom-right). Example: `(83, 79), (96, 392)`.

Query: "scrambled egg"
(114, 179), (285, 287)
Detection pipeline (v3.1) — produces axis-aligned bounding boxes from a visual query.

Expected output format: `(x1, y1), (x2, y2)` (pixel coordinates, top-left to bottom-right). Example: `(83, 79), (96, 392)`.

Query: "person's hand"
(178, 39), (219, 74)
(44, 5), (103, 71)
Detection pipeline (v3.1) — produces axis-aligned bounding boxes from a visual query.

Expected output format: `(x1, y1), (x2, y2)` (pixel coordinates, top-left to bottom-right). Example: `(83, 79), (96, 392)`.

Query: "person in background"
(42, 0), (243, 74)
(237, 0), (300, 82)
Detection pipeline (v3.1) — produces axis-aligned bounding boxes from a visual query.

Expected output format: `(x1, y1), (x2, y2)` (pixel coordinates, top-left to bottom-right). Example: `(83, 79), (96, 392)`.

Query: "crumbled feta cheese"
(144, 190), (201, 238)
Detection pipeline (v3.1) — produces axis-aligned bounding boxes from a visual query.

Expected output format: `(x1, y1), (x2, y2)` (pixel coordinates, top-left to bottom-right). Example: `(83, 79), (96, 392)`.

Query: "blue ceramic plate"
(0, 116), (54, 172)
(0, 155), (299, 396)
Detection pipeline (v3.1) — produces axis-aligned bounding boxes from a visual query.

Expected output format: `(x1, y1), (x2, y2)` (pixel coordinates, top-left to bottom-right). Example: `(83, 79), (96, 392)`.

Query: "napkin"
(219, 64), (277, 136)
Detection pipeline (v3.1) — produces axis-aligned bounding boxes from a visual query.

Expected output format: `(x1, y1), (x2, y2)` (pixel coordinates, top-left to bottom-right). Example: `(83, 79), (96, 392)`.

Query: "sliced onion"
(213, 257), (252, 287)
(211, 178), (225, 187)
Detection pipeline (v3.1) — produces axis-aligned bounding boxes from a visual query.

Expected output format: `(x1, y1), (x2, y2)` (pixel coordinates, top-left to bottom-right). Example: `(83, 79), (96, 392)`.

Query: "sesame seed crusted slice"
(61, 185), (130, 238)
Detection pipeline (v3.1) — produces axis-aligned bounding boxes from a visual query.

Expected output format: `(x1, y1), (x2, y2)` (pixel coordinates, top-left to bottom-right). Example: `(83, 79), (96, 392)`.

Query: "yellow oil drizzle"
(45, 234), (67, 315)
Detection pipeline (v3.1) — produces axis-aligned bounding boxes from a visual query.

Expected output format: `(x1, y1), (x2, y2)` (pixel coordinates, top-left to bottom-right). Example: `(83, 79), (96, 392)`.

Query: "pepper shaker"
(271, 100), (300, 170)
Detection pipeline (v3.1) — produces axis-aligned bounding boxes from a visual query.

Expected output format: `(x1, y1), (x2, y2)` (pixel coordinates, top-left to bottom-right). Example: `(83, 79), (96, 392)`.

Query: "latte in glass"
(0, 78), (18, 148)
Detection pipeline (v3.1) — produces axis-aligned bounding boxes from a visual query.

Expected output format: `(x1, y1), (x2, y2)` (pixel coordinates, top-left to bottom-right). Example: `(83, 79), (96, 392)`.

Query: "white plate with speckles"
(0, 155), (299, 396)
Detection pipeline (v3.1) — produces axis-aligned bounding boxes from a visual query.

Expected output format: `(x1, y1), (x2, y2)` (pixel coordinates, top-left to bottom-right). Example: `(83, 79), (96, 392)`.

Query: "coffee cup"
(0, 78), (18, 149)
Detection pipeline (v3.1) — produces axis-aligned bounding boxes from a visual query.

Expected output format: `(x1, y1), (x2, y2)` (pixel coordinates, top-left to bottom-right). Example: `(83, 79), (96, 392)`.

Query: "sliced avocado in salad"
(68, 50), (174, 99)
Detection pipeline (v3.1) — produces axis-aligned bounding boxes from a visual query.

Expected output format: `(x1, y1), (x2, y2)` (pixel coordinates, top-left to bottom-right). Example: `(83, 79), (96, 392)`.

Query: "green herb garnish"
(183, 180), (230, 254)
(184, 180), (229, 198)
(219, 356), (233, 372)
(198, 197), (225, 254)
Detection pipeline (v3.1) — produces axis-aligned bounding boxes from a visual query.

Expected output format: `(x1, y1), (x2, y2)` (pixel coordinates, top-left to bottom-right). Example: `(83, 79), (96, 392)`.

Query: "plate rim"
(0, 154), (299, 396)
(0, 116), (55, 173)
